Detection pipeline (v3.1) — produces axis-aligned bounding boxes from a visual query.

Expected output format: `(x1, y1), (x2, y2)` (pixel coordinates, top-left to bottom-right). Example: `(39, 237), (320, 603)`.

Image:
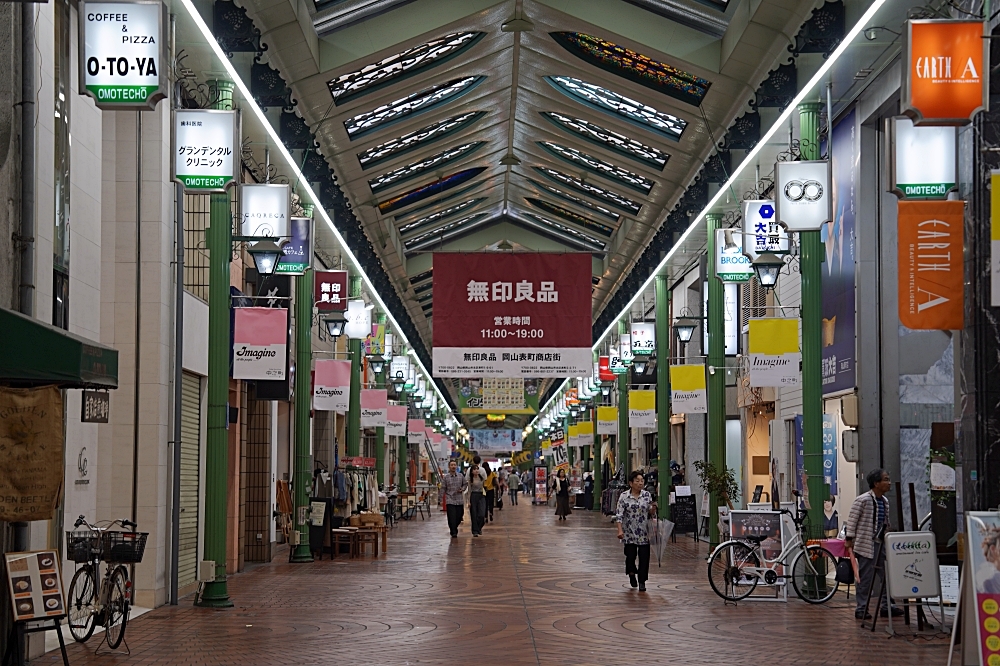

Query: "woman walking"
(483, 462), (497, 523)
(615, 470), (658, 591)
(468, 461), (487, 537)
(554, 469), (572, 520)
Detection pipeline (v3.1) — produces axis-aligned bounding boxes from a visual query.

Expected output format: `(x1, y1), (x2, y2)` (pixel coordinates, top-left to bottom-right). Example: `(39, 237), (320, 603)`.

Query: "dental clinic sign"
(80, 0), (167, 109)
(173, 109), (239, 192)
(903, 20), (987, 126)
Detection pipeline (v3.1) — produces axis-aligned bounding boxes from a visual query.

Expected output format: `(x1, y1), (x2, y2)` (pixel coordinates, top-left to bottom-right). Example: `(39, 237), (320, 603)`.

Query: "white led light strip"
(178, 0), (453, 417)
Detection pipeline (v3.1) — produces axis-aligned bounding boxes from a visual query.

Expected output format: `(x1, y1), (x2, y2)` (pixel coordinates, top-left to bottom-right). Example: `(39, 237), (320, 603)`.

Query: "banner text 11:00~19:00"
(481, 329), (545, 339)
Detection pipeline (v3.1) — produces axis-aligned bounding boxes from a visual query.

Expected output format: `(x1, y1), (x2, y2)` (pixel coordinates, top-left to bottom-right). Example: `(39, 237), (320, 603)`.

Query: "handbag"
(835, 557), (855, 585)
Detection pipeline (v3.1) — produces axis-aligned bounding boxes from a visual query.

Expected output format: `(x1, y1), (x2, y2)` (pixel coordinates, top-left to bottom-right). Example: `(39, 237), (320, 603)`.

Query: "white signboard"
(551, 443), (568, 467)
(389, 356), (408, 385)
(313, 359), (351, 412)
(703, 282), (739, 356)
(240, 184), (290, 238)
(232, 308), (287, 380)
(619, 335), (633, 366)
(80, 0), (166, 109)
(716, 228), (753, 282)
(774, 160), (832, 232)
(631, 322), (655, 355)
(748, 354), (801, 386)
(884, 532), (940, 599)
(174, 109), (239, 192)
(344, 299), (371, 340)
(742, 200), (790, 261)
(891, 116), (957, 199)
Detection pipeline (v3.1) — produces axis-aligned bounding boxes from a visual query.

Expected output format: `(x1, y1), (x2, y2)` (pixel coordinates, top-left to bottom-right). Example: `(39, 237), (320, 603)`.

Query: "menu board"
(5, 550), (65, 621)
(672, 495), (697, 534)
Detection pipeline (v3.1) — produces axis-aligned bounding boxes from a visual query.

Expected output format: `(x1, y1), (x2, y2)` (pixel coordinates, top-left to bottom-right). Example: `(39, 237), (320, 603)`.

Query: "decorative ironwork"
(518, 212), (607, 252)
(545, 76), (687, 141)
(344, 76), (484, 139)
(240, 138), (286, 184)
(538, 141), (654, 194)
(377, 167), (487, 214)
(301, 150), (331, 183)
(540, 111), (668, 170)
(663, 207), (688, 233)
(173, 50), (222, 110)
(526, 178), (620, 223)
(279, 110), (315, 150)
(212, 0), (265, 59)
(682, 178), (708, 216)
(251, 61), (294, 111)
(719, 111), (760, 151)
(534, 166), (641, 215)
(703, 151), (731, 183)
(525, 198), (615, 237)
(368, 141), (484, 193)
(328, 32), (484, 105)
(358, 111), (485, 169)
(751, 63), (797, 111)
(550, 32), (711, 106)
(789, 1), (845, 59)
(397, 198), (486, 236)
(404, 212), (492, 252)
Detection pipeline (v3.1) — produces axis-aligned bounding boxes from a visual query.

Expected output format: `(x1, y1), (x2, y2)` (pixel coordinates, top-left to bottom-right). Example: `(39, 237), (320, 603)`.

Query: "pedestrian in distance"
(844, 468), (903, 620)
(441, 460), (468, 538)
(508, 468), (520, 505)
(554, 468), (572, 520)
(483, 462), (498, 522)
(468, 458), (487, 537)
(615, 470), (657, 592)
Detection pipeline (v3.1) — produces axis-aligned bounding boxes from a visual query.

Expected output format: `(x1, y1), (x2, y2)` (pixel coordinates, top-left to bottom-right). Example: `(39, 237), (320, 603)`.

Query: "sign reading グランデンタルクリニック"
(173, 109), (239, 192)
(80, 0), (167, 109)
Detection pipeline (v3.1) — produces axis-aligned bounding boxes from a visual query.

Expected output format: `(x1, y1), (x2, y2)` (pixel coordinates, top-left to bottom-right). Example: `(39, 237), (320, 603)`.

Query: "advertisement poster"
(729, 511), (786, 584)
(232, 307), (287, 380)
(897, 200), (964, 330)
(275, 216), (313, 275)
(386, 406), (407, 437)
(597, 406), (618, 435)
(534, 466), (548, 504)
(628, 390), (656, 428)
(715, 228), (753, 282)
(967, 512), (1000, 666)
(748, 318), (800, 387)
(552, 444), (569, 470)
(407, 419), (425, 445)
(742, 200), (789, 260)
(432, 252), (592, 376)
(903, 20), (986, 124)
(360, 389), (388, 427)
(458, 378), (539, 414)
(313, 359), (350, 412)
(670, 365), (707, 414)
(5, 550), (64, 620)
(0, 387), (64, 521)
(822, 413), (838, 495)
(823, 110), (858, 395)
(364, 323), (386, 356)
(469, 429), (523, 454)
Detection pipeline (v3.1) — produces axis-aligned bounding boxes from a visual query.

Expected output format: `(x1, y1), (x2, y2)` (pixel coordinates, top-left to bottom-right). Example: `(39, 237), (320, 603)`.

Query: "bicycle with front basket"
(707, 492), (839, 604)
(65, 515), (148, 649)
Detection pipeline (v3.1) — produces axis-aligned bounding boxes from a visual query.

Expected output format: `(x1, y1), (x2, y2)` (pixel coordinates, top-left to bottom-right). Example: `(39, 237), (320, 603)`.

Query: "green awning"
(0, 307), (119, 388)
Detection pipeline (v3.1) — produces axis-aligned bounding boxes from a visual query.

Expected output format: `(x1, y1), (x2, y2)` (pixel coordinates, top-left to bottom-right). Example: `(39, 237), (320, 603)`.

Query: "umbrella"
(647, 517), (675, 567)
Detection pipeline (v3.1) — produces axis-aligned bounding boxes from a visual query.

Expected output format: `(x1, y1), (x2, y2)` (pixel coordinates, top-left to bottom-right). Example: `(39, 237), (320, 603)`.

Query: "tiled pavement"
(40, 498), (954, 665)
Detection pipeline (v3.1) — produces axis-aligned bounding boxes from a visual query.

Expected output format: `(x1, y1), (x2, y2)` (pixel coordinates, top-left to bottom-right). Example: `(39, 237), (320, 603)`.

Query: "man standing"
(844, 468), (903, 620)
(442, 459), (468, 538)
(468, 456), (487, 537)
(508, 468), (520, 505)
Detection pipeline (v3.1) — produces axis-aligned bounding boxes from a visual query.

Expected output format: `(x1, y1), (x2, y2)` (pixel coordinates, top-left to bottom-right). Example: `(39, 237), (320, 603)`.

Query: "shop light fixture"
(752, 253), (784, 291)
(367, 354), (386, 375)
(323, 312), (347, 338)
(247, 240), (283, 276)
(673, 316), (699, 344)
(632, 358), (648, 374)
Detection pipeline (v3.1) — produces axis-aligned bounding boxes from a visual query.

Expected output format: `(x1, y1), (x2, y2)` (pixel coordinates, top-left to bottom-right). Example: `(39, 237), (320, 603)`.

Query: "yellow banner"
(748, 318), (799, 354)
(670, 364), (706, 391)
(568, 424), (579, 439)
(629, 390), (655, 411)
(597, 406), (617, 422)
(577, 421), (594, 436)
(541, 438), (551, 451)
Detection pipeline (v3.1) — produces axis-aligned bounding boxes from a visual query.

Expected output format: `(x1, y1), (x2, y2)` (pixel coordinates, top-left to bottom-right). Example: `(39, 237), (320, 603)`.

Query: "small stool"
(330, 529), (356, 559)
(355, 529), (379, 558)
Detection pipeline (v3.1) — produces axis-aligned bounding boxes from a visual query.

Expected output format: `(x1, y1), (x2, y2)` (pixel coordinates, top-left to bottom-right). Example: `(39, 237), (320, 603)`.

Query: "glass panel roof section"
(540, 111), (668, 170)
(344, 76), (484, 139)
(534, 167), (641, 215)
(526, 178), (620, 223)
(550, 32), (711, 107)
(378, 167), (486, 214)
(404, 212), (492, 252)
(328, 32), (484, 106)
(357, 111), (485, 169)
(546, 76), (687, 141)
(538, 141), (653, 194)
(397, 198), (486, 235)
(368, 141), (485, 193)
(518, 212), (607, 252)
(396, 180), (487, 218)
(525, 198), (615, 237)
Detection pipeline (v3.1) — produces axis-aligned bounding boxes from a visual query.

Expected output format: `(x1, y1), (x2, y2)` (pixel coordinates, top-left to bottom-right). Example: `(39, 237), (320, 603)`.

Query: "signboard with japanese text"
(313, 360), (350, 412)
(469, 429), (523, 454)
(774, 160), (831, 232)
(81, 390), (110, 423)
(552, 443), (569, 469)
(628, 390), (656, 428)
(631, 322), (655, 355)
(715, 228), (753, 282)
(903, 20), (987, 125)
(431, 252), (592, 377)
(747, 318), (800, 387)
(240, 184), (290, 238)
(274, 217), (313, 275)
(822, 413), (838, 494)
(890, 117), (957, 199)
(314, 270), (348, 312)
(597, 406), (617, 435)
(232, 308), (287, 380)
(897, 200), (964, 330)
(458, 378), (539, 415)
(618, 335), (634, 367)
(79, 0), (166, 110)
(173, 109), (238, 191)
(741, 200), (789, 261)
(389, 357), (409, 386)
(670, 365), (707, 414)
(360, 389), (388, 427)
(386, 406), (407, 437)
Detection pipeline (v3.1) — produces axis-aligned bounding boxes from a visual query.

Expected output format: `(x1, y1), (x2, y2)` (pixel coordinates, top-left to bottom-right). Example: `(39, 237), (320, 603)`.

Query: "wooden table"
(356, 525), (388, 555)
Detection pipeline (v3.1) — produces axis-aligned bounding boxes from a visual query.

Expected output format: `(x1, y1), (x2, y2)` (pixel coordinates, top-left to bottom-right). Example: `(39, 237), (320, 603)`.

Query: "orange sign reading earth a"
(904, 20), (986, 125)
(897, 200), (964, 331)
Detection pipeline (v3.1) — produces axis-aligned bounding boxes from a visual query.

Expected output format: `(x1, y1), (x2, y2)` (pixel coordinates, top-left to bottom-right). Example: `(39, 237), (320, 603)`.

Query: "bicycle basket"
(66, 530), (101, 563)
(99, 531), (148, 564)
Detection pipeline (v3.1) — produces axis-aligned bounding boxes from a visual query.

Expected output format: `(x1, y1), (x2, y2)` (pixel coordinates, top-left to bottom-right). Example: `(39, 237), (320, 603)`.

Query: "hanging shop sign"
(609, 345), (625, 375)
(993, 171), (1000, 308)
(344, 299), (372, 339)
(81, 389), (110, 423)
(458, 378), (538, 415)
(173, 109), (239, 192)
(747, 318), (800, 387)
(384, 334), (393, 361)
(232, 307), (287, 380)
(360, 389), (388, 427)
(274, 217), (313, 275)
(364, 323), (386, 356)
(596, 405), (618, 435)
(774, 160), (831, 232)
(5, 550), (66, 621)
(432, 252), (592, 377)
(541, 438), (552, 455)
(902, 20), (987, 126)
(884, 532), (940, 599)
(552, 443), (569, 470)
(742, 200), (789, 261)
(598, 356), (614, 382)
(670, 365), (707, 414)
(314, 270), (348, 312)
(0, 387), (64, 521)
(567, 424), (580, 449)
(240, 184), (290, 238)
(313, 359), (350, 412)
(386, 406), (407, 437)
(577, 420), (594, 443)
(628, 390), (656, 428)
(618, 335), (634, 367)
(79, 0), (167, 110)
(565, 387), (579, 406)
(389, 356), (409, 386)
(716, 228), (753, 282)
(469, 429), (522, 454)
(407, 419), (425, 445)
(897, 200), (964, 330)
(889, 117), (957, 199)
(631, 322), (655, 355)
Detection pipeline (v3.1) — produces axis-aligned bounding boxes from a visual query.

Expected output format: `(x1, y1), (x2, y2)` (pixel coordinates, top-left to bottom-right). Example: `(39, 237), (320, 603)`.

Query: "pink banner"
(407, 419), (424, 444)
(313, 360), (351, 412)
(360, 389), (388, 427)
(233, 308), (287, 380)
(386, 405), (407, 437)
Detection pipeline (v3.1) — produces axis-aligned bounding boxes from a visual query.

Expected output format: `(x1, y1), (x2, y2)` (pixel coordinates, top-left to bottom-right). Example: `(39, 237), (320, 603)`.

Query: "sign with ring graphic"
(774, 160), (831, 232)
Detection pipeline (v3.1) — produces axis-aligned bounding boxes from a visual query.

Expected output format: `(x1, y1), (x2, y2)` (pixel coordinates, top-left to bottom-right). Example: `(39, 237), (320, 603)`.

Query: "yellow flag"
(670, 364), (706, 391)
(577, 421), (594, 436)
(629, 390), (656, 411)
(748, 318), (799, 355)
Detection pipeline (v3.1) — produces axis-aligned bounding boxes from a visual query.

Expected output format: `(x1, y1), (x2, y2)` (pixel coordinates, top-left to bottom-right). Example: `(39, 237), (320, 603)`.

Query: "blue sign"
(822, 413), (838, 495)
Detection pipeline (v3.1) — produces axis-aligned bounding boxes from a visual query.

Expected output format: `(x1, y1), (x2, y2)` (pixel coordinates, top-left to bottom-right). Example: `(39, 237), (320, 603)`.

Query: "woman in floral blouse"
(615, 470), (657, 591)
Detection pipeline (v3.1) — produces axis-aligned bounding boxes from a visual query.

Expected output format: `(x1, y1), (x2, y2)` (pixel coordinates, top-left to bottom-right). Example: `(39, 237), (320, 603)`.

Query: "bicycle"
(65, 515), (148, 649)
(707, 493), (839, 604)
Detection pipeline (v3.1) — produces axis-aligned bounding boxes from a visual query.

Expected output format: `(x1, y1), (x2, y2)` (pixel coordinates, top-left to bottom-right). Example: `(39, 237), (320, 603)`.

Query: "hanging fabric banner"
(364, 323), (386, 356)
(598, 356), (614, 382)
(407, 419), (425, 445)
(541, 438), (552, 456)
(386, 405), (407, 436)
(469, 429), (523, 454)
(670, 365), (707, 414)
(313, 359), (350, 412)
(360, 389), (388, 427)
(903, 20), (986, 125)
(628, 390), (656, 428)
(992, 171), (1000, 307)
(0, 387), (64, 521)
(577, 420), (594, 442)
(567, 424), (580, 449)
(897, 200), (964, 330)
(747, 318), (800, 387)
(232, 307), (287, 380)
(597, 406), (618, 435)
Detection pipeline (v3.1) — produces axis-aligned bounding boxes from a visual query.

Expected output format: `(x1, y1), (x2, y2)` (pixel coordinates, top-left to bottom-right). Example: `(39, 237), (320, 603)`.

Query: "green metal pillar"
(397, 388), (407, 490)
(799, 101), (826, 531)
(197, 81), (235, 607)
(591, 401), (602, 511)
(617, 320), (630, 478)
(655, 275), (671, 519)
(290, 261), (314, 563)
(706, 212), (726, 547)
(375, 314), (387, 488)
(346, 276), (362, 457)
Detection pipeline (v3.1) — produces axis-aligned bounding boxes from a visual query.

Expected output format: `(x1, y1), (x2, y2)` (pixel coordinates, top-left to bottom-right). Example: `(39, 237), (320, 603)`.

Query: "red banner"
(314, 270), (348, 312)
(897, 200), (963, 330)
(432, 252), (592, 377)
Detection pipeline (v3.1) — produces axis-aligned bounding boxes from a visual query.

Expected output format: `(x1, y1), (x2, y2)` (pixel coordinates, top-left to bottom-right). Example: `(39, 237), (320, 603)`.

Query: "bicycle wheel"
(791, 545), (839, 604)
(67, 566), (97, 642)
(105, 566), (130, 649)
(708, 541), (760, 601)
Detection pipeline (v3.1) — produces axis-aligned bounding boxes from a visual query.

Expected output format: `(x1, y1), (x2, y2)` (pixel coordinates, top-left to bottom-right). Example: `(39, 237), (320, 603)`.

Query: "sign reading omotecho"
(80, 0), (166, 109)
(173, 109), (239, 191)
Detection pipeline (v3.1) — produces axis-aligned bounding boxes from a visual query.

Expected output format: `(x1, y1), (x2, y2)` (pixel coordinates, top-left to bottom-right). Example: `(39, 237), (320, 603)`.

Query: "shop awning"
(0, 307), (119, 389)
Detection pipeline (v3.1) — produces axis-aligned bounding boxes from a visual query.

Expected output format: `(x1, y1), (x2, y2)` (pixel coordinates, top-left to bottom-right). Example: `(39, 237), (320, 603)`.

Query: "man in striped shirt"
(441, 460), (468, 538)
(845, 468), (902, 620)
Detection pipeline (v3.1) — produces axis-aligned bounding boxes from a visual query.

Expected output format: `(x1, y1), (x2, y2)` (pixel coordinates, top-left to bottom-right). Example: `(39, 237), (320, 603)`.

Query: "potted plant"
(692, 460), (739, 509)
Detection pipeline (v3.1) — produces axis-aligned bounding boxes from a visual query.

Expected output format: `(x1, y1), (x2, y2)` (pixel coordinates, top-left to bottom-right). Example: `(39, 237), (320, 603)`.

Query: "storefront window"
(52, 0), (71, 326)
